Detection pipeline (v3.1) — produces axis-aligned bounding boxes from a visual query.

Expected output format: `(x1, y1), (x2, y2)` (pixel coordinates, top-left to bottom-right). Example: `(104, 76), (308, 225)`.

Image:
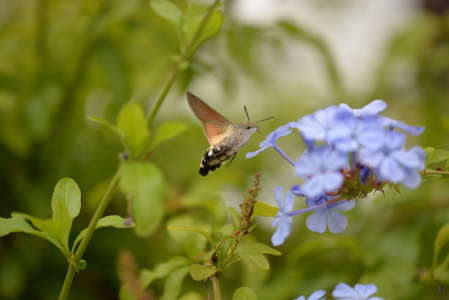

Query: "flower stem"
(273, 144), (295, 166)
(421, 170), (449, 176)
(212, 276), (221, 300)
(289, 197), (349, 216)
(58, 170), (121, 300)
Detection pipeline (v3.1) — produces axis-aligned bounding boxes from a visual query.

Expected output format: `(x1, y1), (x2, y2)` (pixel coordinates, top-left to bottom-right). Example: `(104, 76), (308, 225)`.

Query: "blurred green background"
(1, 0), (449, 299)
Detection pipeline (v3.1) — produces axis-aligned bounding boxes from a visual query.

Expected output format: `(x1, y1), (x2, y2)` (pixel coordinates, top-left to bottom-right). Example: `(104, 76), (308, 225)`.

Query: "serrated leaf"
(117, 103), (150, 158)
(189, 264), (216, 281)
(163, 266), (189, 300)
(251, 202), (278, 219)
(52, 178), (81, 220)
(150, 0), (182, 25)
(120, 161), (166, 237)
(88, 115), (126, 146)
(241, 254), (269, 270)
(218, 240), (233, 264)
(150, 122), (188, 150)
(424, 147), (435, 167)
(233, 287), (258, 300)
(430, 149), (449, 164)
(228, 207), (241, 232)
(167, 224), (217, 252)
(433, 223), (449, 272)
(72, 215), (135, 253)
(241, 242), (281, 256)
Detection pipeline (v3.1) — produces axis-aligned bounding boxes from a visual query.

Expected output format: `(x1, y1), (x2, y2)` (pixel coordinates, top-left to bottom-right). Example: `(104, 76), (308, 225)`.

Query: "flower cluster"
(295, 282), (384, 300)
(247, 100), (425, 246)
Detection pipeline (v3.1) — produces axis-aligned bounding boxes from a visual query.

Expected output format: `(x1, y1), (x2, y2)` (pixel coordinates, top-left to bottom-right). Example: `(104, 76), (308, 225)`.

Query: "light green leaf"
(219, 224), (234, 237)
(167, 224), (217, 252)
(429, 149), (449, 164)
(140, 256), (189, 288)
(178, 291), (204, 300)
(11, 213), (70, 257)
(233, 287), (258, 300)
(163, 266), (189, 300)
(424, 147), (435, 167)
(433, 222), (449, 272)
(446, 158), (449, 171)
(117, 103), (150, 158)
(228, 207), (241, 232)
(150, 0), (183, 25)
(88, 115), (126, 146)
(251, 202), (278, 219)
(52, 200), (72, 252)
(120, 161), (166, 237)
(241, 254), (269, 270)
(52, 178), (81, 220)
(150, 122), (188, 150)
(189, 264), (216, 281)
(241, 242), (281, 256)
(190, 9), (224, 53)
(218, 240), (233, 264)
(0, 216), (45, 237)
(72, 215), (135, 253)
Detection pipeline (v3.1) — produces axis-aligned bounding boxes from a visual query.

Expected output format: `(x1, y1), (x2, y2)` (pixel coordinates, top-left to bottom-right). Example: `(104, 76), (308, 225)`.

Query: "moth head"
(243, 122), (259, 134)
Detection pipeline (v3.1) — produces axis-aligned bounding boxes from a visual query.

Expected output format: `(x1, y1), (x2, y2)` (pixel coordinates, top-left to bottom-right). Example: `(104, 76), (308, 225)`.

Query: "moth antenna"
(244, 105), (250, 122)
(257, 129), (267, 137)
(255, 116), (274, 124)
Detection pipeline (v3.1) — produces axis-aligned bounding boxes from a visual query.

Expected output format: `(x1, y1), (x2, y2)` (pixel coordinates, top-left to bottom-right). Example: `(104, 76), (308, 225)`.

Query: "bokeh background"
(1, 0), (449, 299)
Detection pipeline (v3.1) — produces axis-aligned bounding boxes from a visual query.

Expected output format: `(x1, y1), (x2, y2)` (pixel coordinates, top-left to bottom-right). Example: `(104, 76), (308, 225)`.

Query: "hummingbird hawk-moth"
(187, 92), (273, 176)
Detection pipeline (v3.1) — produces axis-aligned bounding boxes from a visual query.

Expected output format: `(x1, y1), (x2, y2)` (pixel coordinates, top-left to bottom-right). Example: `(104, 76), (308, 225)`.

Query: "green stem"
(212, 276), (221, 300)
(421, 170), (449, 176)
(58, 170), (121, 300)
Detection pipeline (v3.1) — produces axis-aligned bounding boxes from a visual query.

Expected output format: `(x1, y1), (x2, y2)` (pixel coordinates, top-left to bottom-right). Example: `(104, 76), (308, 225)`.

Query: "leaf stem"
(212, 275), (221, 300)
(58, 170), (121, 300)
(421, 170), (449, 176)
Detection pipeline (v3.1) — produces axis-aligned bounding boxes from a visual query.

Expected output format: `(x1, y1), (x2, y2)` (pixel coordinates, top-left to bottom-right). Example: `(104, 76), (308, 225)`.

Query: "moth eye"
(246, 126), (251, 130)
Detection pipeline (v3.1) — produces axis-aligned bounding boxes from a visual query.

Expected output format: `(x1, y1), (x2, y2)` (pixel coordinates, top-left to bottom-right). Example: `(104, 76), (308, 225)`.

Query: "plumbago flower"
(247, 99), (426, 246)
(294, 289), (326, 300)
(332, 283), (385, 300)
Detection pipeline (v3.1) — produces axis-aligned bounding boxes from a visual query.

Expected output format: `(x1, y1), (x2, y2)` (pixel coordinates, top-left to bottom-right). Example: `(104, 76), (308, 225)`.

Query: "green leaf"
(150, 122), (188, 150)
(88, 115), (126, 146)
(178, 292), (204, 300)
(11, 213), (70, 257)
(163, 266), (189, 300)
(150, 0), (183, 25)
(52, 200), (72, 252)
(218, 240), (233, 264)
(424, 147), (435, 167)
(189, 264), (216, 281)
(117, 103), (150, 158)
(72, 215), (135, 253)
(241, 242), (281, 256)
(446, 158), (449, 171)
(78, 259), (87, 270)
(120, 161), (166, 237)
(429, 149), (449, 164)
(52, 178), (81, 220)
(241, 254), (269, 270)
(0, 216), (45, 237)
(228, 207), (241, 232)
(251, 202), (278, 219)
(190, 8), (224, 53)
(140, 256), (189, 288)
(219, 224), (234, 237)
(167, 224), (217, 252)
(233, 287), (258, 300)
(432, 222), (449, 272)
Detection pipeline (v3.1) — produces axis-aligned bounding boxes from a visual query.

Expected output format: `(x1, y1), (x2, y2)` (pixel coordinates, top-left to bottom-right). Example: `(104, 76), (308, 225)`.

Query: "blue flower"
(360, 131), (425, 188)
(328, 112), (385, 152)
(332, 283), (384, 300)
(339, 99), (387, 117)
(290, 106), (339, 142)
(379, 116), (425, 136)
(290, 184), (305, 197)
(246, 124), (292, 158)
(294, 290), (326, 300)
(272, 186), (294, 246)
(305, 195), (355, 234)
(295, 145), (347, 197)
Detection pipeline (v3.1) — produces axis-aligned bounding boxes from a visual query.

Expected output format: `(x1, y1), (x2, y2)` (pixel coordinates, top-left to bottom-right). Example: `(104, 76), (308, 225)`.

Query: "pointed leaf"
(233, 287), (258, 300)
(241, 242), (281, 256)
(251, 202), (278, 219)
(241, 254), (269, 270)
(228, 207), (241, 232)
(190, 8), (223, 53)
(189, 264), (216, 281)
(117, 103), (150, 158)
(150, 122), (188, 150)
(52, 178), (81, 220)
(72, 215), (135, 253)
(163, 266), (189, 300)
(218, 240), (233, 264)
(150, 0), (182, 25)
(167, 225), (217, 252)
(120, 161), (166, 237)
(424, 147), (435, 167)
(429, 149), (449, 164)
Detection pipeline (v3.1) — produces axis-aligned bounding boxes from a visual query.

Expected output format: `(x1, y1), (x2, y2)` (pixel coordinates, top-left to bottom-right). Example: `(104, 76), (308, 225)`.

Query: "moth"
(187, 92), (273, 176)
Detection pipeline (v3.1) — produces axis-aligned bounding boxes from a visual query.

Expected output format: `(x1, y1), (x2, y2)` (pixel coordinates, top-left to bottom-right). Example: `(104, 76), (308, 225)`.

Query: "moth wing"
(203, 121), (229, 145)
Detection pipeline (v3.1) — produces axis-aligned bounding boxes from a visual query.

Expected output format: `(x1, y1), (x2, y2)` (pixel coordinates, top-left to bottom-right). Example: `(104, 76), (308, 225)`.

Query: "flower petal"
(306, 210), (327, 233)
(271, 217), (291, 246)
(327, 209), (348, 234)
(308, 290), (326, 300)
(354, 283), (378, 298)
(401, 168), (422, 189)
(290, 184), (305, 197)
(332, 283), (358, 298)
(284, 192), (294, 213)
(378, 157), (404, 183)
(246, 146), (269, 158)
(274, 186), (283, 209)
(333, 200), (355, 212)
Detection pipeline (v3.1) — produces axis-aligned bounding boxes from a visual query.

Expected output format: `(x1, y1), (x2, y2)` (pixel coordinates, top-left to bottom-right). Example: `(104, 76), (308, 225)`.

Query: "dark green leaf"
(189, 264), (216, 281)
(150, 0), (183, 25)
(241, 254), (269, 270)
(424, 147), (435, 167)
(240, 242), (281, 256)
(117, 103), (150, 158)
(150, 122), (188, 150)
(120, 161), (166, 237)
(52, 178), (81, 220)
(233, 287), (258, 300)
(228, 207), (241, 232)
(163, 266), (189, 300)
(251, 202), (278, 219)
